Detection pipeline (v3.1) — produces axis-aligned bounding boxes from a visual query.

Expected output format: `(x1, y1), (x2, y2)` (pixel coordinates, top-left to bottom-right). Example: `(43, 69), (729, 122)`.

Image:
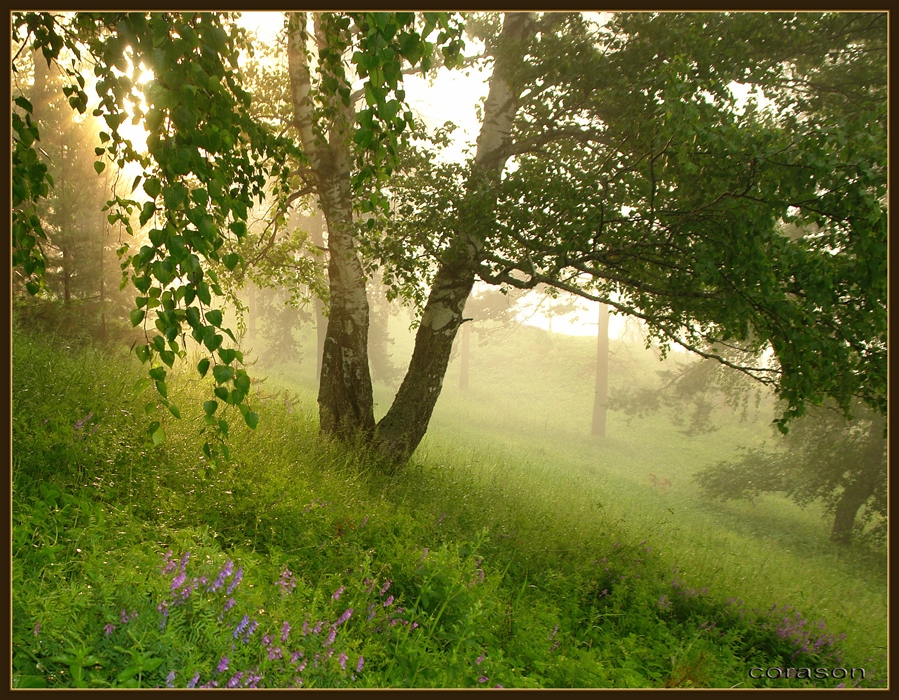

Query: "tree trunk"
(459, 319), (471, 390)
(591, 302), (610, 437)
(371, 13), (537, 466)
(308, 209), (328, 380)
(288, 13), (375, 439)
(830, 479), (873, 545)
(830, 417), (885, 545)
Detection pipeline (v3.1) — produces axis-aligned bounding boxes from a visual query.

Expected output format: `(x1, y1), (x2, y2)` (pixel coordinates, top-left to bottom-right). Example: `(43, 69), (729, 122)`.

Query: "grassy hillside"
(12, 317), (887, 688)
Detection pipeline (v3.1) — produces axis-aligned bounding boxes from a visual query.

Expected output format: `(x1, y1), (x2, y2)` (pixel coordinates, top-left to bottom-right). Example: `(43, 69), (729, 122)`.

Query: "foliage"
(694, 401), (887, 545)
(379, 12), (887, 433)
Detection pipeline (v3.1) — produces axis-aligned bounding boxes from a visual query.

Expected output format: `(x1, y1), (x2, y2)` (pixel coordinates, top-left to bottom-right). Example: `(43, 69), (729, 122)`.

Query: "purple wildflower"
(478, 676), (488, 683)
(263, 634), (272, 646)
(171, 570), (186, 592)
(549, 625), (559, 641)
(312, 621), (323, 635)
(476, 654), (485, 665)
(332, 585), (345, 601)
(227, 672), (243, 688)
(356, 656), (364, 673)
(367, 604), (376, 620)
(224, 597), (236, 613)
(33, 623), (41, 636)
(336, 608), (353, 625)
(209, 560), (234, 592)
(187, 672), (200, 688)
(339, 652), (348, 670)
(268, 647), (282, 661)
(380, 580), (392, 595)
(278, 569), (296, 595)
(302, 621), (310, 636)
(384, 595), (394, 607)
(234, 614), (250, 639)
(281, 621), (291, 642)
(104, 623), (116, 636)
(165, 670), (175, 688)
(217, 657), (229, 674)
(360, 516), (369, 528)
(325, 626), (337, 646)
(226, 568), (243, 595)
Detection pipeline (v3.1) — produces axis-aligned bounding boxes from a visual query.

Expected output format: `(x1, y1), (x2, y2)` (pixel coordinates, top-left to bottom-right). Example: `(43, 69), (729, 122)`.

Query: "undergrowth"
(11, 328), (886, 688)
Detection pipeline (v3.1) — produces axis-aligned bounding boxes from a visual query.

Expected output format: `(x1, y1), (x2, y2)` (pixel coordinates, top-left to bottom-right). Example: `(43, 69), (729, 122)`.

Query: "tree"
(381, 11), (886, 460)
(591, 302), (610, 437)
(694, 400), (886, 547)
(13, 12), (887, 470)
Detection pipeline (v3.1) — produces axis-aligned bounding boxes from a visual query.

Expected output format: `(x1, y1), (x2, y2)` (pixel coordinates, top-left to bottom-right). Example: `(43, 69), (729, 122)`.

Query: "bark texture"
(371, 13), (538, 465)
(288, 13), (375, 439)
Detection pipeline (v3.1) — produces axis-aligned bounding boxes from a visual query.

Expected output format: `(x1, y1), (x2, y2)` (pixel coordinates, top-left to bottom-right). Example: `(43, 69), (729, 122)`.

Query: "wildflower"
(360, 516), (369, 528)
(187, 672), (200, 688)
(104, 623), (116, 636)
(179, 551), (190, 570)
(332, 585), (345, 601)
(478, 676), (488, 683)
(224, 597), (236, 613)
(263, 634), (272, 646)
(171, 570), (186, 592)
(380, 580), (392, 595)
(278, 569), (296, 595)
(658, 595), (671, 611)
(227, 672), (243, 688)
(336, 608), (353, 625)
(234, 615), (250, 639)
(339, 652), (348, 670)
(312, 621), (323, 635)
(165, 670), (175, 688)
(599, 589), (608, 598)
(356, 656), (364, 673)
(281, 621), (291, 642)
(367, 604), (376, 620)
(226, 568), (243, 595)
(476, 655), (485, 665)
(244, 619), (258, 639)
(325, 626), (337, 646)
(549, 625), (559, 641)
(217, 657), (229, 674)
(297, 660), (307, 673)
(33, 623), (41, 636)
(384, 595), (394, 607)
(209, 560), (234, 592)
(302, 621), (310, 636)
(268, 647), (282, 661)
(494, 684), (504, 688)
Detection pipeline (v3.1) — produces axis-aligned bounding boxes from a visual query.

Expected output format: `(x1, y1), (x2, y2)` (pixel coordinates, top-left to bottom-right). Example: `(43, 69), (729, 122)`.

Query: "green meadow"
(11, 312), (887, 688)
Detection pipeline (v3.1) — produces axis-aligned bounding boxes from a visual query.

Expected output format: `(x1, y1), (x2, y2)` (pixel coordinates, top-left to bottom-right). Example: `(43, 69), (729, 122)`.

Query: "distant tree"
(694, 400), (886, 547)
(455, 286), (525, 390)
(591, 302), (610, 437)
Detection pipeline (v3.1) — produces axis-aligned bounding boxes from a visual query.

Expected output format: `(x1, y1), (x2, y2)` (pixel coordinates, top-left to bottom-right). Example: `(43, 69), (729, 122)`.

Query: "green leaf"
(155, 379), (168, 398)
(133, 378), (152, 396)
(135, 345), (151, 363)
(168, 404), (181, 419)
(94, 161), (106, 175)
(203, 400), (218, 417)
(212, 364), (234, 384)
(205, 309), (223, 327)
(244, 411), (259, 430)
(129, 308), (145, 327)
(197, 357), (211, 377)
(219, 419), (229, 436)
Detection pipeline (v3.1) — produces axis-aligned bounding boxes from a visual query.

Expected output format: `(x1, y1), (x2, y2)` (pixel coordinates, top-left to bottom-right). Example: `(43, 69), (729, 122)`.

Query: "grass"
(11, 315), (887, 688)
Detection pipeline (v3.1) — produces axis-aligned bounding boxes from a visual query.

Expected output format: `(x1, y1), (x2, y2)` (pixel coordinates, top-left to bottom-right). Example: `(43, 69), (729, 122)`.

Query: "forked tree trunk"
(288, 13), (375, 440)
(371, 13), (537, 465)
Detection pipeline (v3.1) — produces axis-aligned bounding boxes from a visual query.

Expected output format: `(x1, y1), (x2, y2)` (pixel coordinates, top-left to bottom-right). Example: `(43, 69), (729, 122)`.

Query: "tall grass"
(12, 322), (887, 688)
